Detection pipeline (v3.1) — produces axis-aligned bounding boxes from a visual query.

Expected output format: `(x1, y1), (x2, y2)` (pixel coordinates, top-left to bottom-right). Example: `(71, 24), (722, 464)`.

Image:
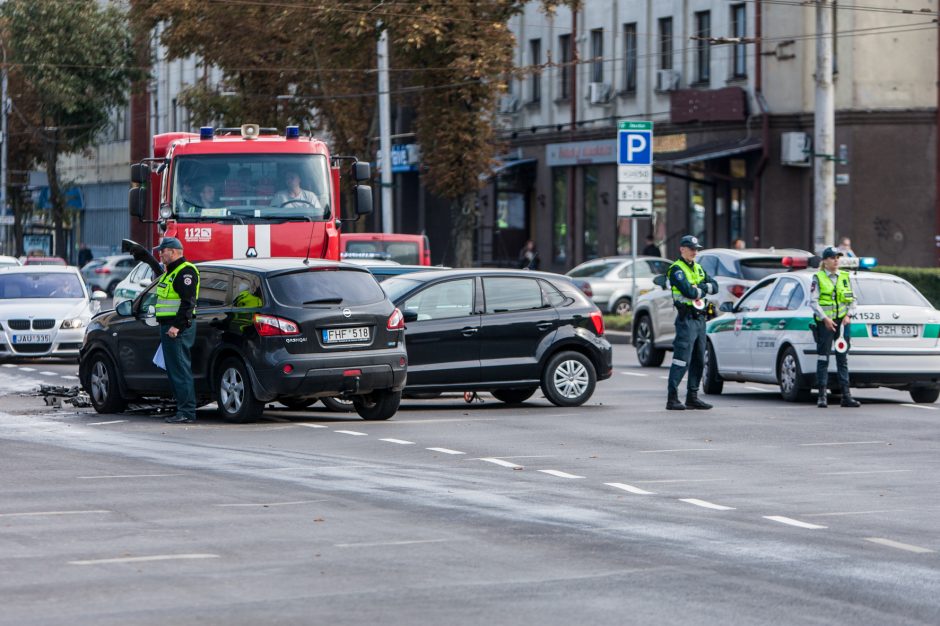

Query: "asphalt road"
(0, 345), (938, 625)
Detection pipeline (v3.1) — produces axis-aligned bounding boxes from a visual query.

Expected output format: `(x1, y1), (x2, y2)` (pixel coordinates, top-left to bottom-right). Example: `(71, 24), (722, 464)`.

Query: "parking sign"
(618, 121), (653, 166)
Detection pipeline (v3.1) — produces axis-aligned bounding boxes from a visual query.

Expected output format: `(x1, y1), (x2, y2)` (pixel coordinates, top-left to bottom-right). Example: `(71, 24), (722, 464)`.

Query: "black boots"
(666, 392), (686, 410)
(685, 392), (713, 410)
(817, 387), (827, 408)
(840, 388), (861, 408)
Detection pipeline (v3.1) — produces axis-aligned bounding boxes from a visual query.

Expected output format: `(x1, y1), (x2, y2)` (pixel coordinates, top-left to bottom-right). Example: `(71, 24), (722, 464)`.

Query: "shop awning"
(489, 158), (537, 178)
(655, 138), (762, 166)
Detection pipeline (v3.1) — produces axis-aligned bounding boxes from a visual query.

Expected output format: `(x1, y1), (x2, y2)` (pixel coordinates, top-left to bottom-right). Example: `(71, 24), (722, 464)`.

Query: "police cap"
(821, 246), (843, 259)
(154, 237), (184, 251)
(679, 235), (704, 250)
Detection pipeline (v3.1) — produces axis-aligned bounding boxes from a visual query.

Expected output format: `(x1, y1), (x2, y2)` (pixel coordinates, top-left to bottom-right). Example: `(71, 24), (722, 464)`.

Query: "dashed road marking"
(78, 474), (184, 479)
(620, 372), (648, 377)
(1, 364), (16, 368)
(69, 553), (219, 566)
(763, 515), (827, 530)
(803, 509), (905, 518)
(215, 499), (328, 508)
(800, 441), (885, 446)
(427, 447), (464, 455)
(0, 510), (111, 518)
(334, 430), (368, 436)
(639, 448), (717, 454)
(19, 367), (36, 372)
(297, 423), (328, 429)
(478, 457), (523, 469)
(605, 483), (655, 495)
(335, 539), (451, 548)
(61, 375), (79, 380)
(538, 470), (583, 479)
(680, 498), (735, 511)
(635, 478), (730, 484)
(87, 420), (128, 426)
(900, 403), (938, 411)
(380, 438), (415, 445)
(39, 371), (58, 376)
(865, 537), (935, 554)
(820, 469), (912, 476)
(658, 375), (669, 380)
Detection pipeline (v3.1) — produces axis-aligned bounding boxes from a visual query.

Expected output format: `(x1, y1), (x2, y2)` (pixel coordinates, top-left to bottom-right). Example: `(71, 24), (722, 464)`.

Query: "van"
(340, 233), (431, 266)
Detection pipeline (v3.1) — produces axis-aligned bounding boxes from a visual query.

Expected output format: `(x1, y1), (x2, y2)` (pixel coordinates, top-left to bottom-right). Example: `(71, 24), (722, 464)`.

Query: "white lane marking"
(900, 403), (938, 411)
(620, 372), (648, 377)
(763, 515), (827, 530)
(635, 478), (730, 484)
(605, 482), (655, 495)
(639, 448), (717, 454)
(39, 371), (58, 376)
(297, 423), (328, 429)
(680, 498), (735, 511)
(427, 447), (465, 455)
(658, 375), (669, 380)
(820, 470), (912, 476)
(87, 420), (128, 426)
(538, 470), (584, 479)
(745, 386), (767, 392)
(69, 553), (219, 566)
(335, 539), (451, 548)
(214, 499), (328, 508)
(380, 438), (415, 445)
(334, 430), (367, 436)
(19, 367), (36, 372)
(479, 457), (523, 469)
(800, 441), (885, 446)
(78, 474), (184, 479)
(1, 364), (16, 368)
(0, 510), (111, 518)
(61, 375), (79, 380)
(865, 538), (935, 554)
(803, 509), (904, 518)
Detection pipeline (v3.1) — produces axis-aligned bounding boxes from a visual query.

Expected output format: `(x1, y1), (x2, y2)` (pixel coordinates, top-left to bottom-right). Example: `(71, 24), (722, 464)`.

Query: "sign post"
(617, 120), (654, 316)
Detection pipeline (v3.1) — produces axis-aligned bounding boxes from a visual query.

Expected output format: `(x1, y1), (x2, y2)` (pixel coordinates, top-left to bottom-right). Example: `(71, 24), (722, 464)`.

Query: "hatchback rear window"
(269, 269), (385, 306)
(568, 261), (619, 278)
(739, 258), (791, 281)
(853, 277), (930, 307)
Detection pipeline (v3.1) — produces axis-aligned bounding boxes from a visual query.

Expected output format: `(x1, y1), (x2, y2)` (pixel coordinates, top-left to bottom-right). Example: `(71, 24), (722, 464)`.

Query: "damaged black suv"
(80, 259), (407, 422)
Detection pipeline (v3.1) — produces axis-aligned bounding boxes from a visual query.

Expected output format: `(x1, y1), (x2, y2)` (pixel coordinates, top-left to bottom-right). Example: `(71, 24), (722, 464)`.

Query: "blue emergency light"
(200, 126), (214, 140)
(285, 125), (300, 139)
(859, 257), (878, 269)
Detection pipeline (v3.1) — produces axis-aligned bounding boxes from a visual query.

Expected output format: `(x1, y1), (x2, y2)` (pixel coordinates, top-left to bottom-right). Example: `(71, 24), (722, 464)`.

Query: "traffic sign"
(617, 166), (653, 184)
(617, 185), (652, 202)
(618, 200), (653, 218)
(618, 121), (653, 166)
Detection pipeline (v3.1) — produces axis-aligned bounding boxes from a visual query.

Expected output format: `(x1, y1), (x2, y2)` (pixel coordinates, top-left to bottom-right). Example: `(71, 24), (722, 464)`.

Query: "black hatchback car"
(80, 259), (407, 422)
(381, 269), (613, 406)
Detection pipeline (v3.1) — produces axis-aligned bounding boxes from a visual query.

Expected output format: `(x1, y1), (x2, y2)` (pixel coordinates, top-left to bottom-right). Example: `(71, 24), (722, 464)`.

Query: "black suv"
(80, 259), (407, 422)
(381, 269), (613, 406)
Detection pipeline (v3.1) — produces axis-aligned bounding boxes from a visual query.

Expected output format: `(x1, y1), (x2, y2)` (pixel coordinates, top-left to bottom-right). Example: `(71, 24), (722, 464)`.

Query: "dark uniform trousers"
(160, 323), (197, 419)
(667, 311), (707, 396)
(815, 318), (851, 390)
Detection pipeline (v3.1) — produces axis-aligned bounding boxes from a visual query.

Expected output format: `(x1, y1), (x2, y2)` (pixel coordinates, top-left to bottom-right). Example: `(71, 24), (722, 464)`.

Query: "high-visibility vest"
(155, 261), (199, 318)
(815, 270), (853, 320)
(669, 259), (706, 307)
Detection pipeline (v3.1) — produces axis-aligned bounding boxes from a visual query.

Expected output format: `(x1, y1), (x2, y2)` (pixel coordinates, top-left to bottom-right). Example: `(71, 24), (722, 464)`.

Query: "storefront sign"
(546, 139), (616, 167)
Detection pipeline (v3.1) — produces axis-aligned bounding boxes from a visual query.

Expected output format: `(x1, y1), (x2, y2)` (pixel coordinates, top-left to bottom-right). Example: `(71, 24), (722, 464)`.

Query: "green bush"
(873, 266), (940, 308)
(603, 314), (632, 332)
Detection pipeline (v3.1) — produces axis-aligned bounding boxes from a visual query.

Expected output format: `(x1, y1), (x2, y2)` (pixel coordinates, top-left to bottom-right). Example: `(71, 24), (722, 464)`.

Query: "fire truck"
(128, 124), (372, 261)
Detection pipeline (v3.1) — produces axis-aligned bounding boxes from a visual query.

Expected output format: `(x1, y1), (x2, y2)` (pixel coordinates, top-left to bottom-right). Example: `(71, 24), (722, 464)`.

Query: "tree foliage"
(2, 0), (140, 258)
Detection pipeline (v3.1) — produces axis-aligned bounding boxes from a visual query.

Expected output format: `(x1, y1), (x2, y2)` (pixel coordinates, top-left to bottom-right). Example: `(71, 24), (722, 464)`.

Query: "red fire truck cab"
(129, 124), (372, 262)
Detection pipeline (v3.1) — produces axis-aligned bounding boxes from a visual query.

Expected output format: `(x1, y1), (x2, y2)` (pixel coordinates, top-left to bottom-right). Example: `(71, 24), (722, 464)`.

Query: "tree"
(2, 0), (141, 259)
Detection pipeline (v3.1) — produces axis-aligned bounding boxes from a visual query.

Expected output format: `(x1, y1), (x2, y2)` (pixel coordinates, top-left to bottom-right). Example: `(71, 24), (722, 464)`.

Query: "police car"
(701, 258), (940, 404)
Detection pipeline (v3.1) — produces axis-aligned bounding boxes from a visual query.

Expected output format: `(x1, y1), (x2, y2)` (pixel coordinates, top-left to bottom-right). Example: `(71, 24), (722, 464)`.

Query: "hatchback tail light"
(589, 310), (604, 336)
(387, 308), (405, 331)
(94, 267), (111, 274)
(575, 280), (593, 297)
(253, 313), (300, 336)
(728, 284), (746, 299)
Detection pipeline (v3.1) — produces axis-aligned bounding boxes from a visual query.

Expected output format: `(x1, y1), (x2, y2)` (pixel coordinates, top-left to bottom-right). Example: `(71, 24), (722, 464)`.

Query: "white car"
(0, 255), (21, 267)
(701, 268), (940, 404)
(566, 256), (671, 315)
(111, 261), (156, 309)
(0, 266), (107, 360)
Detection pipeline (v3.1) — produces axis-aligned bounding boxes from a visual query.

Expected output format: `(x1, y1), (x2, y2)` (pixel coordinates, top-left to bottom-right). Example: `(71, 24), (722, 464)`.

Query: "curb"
(606, 330), (632, 345)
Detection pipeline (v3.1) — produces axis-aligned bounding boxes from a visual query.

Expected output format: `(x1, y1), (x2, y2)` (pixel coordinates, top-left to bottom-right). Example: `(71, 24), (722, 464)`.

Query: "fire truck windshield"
(171, 154), (331, 221)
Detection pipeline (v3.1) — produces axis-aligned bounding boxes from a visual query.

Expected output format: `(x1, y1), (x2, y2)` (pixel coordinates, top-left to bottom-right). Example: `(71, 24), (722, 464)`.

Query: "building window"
(731, 4), (747, 78)
(529, 38), (541, 103)
(552, 168), (568, 263)
(689, 179), (707, 245)
(658, 17), (673, 70)
(623, 23), (637, 93)
(590, 29), (603, 84)
(583, 166), (599, 259)
(695, 11), (711, 83)
(558, 34), (571, 100)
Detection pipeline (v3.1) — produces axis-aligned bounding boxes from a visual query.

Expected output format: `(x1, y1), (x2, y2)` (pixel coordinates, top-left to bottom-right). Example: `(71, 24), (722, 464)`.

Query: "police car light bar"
(859, 256), (878, 268)
(781, 256), (809, 269)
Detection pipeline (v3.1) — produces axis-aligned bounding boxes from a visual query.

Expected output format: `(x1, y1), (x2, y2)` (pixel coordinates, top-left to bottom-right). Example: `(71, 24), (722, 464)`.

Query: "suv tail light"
(589, 310), (604, 336)
(253, 313), (300, 336)
(387, 308), (405, 331)
(728, 284), (746, 299)
(94, 267), (111, 274)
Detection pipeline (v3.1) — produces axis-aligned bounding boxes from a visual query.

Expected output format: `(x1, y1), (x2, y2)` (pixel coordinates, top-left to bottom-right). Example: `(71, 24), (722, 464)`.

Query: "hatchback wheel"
(541, 351), (596, 407)
(320, 396), (355, 413)
(353, 389), (401, 421)
(634, 315), (665, 367)
(84, 352), (126, 414)
(702, 341), (724, 395)
(909, 387), (940, 404)
(612, 297), (632, 316)
(216, 357), (264, 423)
(491, 387), (537, 404)
(778, 347), (812, 402)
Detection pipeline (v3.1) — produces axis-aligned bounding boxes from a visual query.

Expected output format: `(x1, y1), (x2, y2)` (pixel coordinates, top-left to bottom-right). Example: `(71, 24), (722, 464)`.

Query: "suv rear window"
(269, 269), (385, 306)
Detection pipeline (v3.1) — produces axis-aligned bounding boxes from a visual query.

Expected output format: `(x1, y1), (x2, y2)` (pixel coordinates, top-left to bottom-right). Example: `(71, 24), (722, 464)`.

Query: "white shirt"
(270, 188), (321, 210)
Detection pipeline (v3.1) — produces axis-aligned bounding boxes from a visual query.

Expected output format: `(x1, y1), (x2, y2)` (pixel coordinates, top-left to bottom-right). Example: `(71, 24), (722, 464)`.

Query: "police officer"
(124, 237), (200, 423)
(811, 246), (860, 408)
(666, 235), (719, 411)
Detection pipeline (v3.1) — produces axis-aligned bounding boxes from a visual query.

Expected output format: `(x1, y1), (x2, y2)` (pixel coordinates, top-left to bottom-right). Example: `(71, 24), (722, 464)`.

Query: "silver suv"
(632, 248), (811, 366)
(80, 254), (136, 296)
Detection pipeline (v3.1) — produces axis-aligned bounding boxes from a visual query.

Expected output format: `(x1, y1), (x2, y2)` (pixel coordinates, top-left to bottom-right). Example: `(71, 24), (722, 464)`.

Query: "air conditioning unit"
(588, 82), (612, 104)
(498, 95), (520, 114)
(656, 69), (680, 92)
(781, 132), (812, 167)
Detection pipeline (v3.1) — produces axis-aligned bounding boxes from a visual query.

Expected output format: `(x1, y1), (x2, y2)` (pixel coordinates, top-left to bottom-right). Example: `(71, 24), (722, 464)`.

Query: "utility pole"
(813, 0), (835, 252)
(1, 45), (9, 253)
(377, 25), (393, 234)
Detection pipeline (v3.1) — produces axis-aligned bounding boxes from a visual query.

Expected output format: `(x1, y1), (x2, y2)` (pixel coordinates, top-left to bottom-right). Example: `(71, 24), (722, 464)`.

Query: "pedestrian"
(836, 237), (856, 258)
(641, 235), (661, 257)
(810, 246), (860, 408)
(518, 239), (540, 270)
(665, 234), (719, 411)
(126, 237), (200, 423)
(77, 243), (93, 268)
(732, 238), (746, 250)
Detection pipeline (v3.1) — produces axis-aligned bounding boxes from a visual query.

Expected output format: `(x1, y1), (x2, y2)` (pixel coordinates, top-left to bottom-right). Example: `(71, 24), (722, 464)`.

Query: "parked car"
(345, 258), (450, 282)
(0, 265), (106, 360)
(0, 255), (21, 267)
(381, 269), (613, 406)
(566, 256), (671, 315)
(80, 259), (408, 422)
(632, 248), (812, 367)
(80, 254), (136, 295)
(702, 266), (940, 404)
(20, 256), (67, 266)
(340, 233), (431, 265)
(111, 261), (156, 309)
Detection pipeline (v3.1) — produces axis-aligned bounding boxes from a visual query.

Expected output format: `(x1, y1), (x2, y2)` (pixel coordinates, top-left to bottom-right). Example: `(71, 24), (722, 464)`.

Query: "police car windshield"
(172, 154), (330, 221)
(853, 276), (931, 308)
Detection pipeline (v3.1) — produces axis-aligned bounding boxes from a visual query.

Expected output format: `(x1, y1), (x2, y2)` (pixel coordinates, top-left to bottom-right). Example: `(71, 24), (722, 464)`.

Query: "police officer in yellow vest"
(810, 246), (860, 408)
(666, 235), (719, 410)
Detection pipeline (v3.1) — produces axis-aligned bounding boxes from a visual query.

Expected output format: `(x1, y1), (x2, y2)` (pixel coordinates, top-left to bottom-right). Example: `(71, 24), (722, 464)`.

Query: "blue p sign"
(618, 130), (652, 166)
